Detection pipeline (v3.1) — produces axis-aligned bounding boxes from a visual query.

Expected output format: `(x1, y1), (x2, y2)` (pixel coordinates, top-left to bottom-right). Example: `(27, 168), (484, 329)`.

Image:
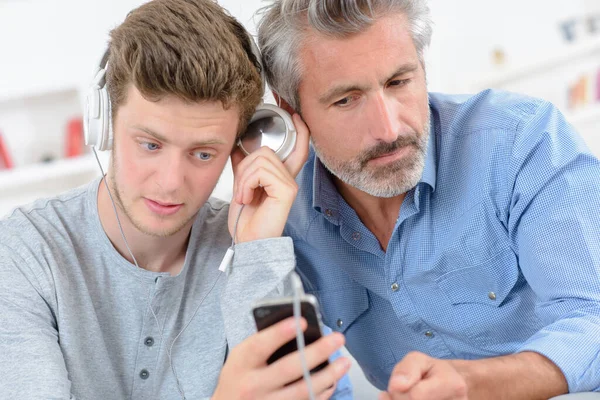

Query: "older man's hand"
(379, 352), (468, 400)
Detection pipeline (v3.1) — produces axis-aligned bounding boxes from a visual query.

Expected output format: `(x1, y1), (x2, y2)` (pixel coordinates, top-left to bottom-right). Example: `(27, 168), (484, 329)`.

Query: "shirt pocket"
(435, 251), (518, 307)
(311, 285), (369, 334)
(309, 285), (397, 389)
(434, 250), (521, 348)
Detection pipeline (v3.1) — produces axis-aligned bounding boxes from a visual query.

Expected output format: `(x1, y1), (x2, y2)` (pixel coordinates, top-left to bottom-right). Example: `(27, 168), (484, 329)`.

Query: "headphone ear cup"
(84, 86), (102, 149)
(239, 103), (297, 161)
(99, 87), (113, 151)
(83, 73), (112, 151)
(268, 105), (296, 161)
(84, 48), (113, 152)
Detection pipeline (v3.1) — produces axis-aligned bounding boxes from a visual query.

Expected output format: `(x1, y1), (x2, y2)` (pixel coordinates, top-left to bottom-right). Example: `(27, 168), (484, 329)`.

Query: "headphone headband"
(245, 32), (267, 96)
(83, 47), (112, 151)
(84, 30), (295, 160)
(94, 49), (110, 87)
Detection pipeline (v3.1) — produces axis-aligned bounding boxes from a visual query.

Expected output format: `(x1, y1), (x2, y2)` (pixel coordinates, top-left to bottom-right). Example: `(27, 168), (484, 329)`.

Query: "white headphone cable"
(223, 204), (316, 399)
(93, 151), (314, 399)
(92, 148), (225, 400)
(291, 271), (316, 400)
(93, 148), (140, 269)
(166, 204), (245, 399)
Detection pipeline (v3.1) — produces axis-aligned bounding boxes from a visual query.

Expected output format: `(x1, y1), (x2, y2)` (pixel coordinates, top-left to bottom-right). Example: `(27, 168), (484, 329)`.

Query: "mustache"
(359, 134), (422, 167)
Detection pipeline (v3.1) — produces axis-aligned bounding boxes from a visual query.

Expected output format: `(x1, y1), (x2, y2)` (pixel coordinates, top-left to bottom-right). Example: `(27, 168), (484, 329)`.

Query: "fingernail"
(335, 358), (351, 373)
(329, 333), (344, 346)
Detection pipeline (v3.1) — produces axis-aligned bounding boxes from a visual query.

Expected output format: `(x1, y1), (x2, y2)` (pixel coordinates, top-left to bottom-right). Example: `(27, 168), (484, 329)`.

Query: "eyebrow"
(132, 125), (227, 147)
(318, 62), (419, 105)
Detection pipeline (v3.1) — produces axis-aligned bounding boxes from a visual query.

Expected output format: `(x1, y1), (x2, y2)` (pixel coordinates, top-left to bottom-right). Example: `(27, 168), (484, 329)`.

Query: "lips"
(373, 148), (403, 160)
(368, 146), (412, 165)
(152, 199), (181, 207)
(144, 198), (184, 216)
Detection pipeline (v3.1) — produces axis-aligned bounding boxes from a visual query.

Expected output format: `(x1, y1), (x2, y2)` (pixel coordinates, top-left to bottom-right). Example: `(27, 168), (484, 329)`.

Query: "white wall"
(427, 0), (588, 93)
(427, 0), (600, 155)
(0, 0), (266, 101)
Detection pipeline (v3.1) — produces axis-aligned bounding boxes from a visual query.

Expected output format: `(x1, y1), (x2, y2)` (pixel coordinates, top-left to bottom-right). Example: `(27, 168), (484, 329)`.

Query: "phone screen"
(253, 300), (329, 373)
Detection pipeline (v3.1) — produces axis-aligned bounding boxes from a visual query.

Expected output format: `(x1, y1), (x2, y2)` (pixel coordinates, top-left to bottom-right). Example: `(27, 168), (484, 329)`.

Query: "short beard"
(108, 149), (195, 238)
(314, 117), (430, 198)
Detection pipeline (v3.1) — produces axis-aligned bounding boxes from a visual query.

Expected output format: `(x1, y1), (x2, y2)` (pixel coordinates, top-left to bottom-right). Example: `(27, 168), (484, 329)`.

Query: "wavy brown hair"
(107, 0), (263, 135)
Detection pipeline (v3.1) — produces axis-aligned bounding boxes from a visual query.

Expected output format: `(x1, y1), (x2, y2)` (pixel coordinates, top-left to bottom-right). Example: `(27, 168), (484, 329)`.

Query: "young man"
(0, 1), (353, 399)
(257, 0), (600, 399)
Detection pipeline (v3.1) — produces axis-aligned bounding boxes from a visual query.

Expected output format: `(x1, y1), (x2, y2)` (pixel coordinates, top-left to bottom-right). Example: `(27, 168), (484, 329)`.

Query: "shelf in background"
(474, 37), (600, 89)
(0, 81), (82, 106)
(0, 154), (104, 195)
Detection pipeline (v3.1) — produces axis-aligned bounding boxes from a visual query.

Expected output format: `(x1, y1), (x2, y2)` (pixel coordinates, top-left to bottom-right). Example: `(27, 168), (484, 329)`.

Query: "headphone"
(84, 50), (113, 151)
(84, 33), (296, 161)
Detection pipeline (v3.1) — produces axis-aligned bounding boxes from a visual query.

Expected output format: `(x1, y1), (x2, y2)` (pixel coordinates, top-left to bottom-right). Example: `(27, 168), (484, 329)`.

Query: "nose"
(367, 92), (401, 143)
(155, 152), (185, 194)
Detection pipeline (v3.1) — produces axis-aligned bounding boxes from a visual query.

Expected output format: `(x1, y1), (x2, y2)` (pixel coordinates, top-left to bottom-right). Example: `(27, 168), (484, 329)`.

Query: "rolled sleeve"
(509, 103), (600, 392)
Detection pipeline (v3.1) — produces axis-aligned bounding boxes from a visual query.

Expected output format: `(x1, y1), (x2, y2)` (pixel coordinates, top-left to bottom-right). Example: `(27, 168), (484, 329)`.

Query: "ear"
(272, 91), (296, 116)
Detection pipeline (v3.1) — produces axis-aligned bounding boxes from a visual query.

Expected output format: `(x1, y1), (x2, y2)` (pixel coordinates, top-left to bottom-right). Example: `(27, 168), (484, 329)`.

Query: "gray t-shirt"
(0, 179), (296, 399)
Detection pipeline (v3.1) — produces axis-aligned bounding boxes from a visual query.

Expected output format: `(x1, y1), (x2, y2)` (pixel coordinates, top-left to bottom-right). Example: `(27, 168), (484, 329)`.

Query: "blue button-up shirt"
(285, 89), (600, 393)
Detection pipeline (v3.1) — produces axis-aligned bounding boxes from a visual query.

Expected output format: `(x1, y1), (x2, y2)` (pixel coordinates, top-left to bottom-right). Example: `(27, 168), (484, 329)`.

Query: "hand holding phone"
(211, 316), (350, 400)
(252, 294), (329, 374)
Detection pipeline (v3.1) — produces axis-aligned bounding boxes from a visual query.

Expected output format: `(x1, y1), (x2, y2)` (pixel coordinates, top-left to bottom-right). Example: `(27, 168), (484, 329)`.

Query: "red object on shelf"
(0, 132), (14, 170)
(65, 117), (84, 158)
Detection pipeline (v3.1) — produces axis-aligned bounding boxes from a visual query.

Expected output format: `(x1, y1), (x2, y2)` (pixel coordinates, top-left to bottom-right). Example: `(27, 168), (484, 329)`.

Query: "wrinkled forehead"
(297, 14), (419, 92)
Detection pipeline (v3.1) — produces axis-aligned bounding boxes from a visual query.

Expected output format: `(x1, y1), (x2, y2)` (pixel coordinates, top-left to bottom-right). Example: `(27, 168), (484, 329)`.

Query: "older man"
(257, 0), (600, 398)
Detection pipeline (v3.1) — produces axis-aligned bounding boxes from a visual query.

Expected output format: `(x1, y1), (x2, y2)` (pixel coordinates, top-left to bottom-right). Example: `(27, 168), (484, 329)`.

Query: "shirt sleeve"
(0, 243), (76, 399)
(219, 236), (353, 398)
(322, 324), (354, 399)
(219, 237), (297, 348)
(507, 102), (600, 392)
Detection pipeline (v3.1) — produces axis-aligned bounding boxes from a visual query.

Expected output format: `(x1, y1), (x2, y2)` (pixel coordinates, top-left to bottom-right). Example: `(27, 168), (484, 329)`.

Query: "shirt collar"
(418, 110), (437, 192)
(312, 152), (341, 224)
(311, 104), (438, 217)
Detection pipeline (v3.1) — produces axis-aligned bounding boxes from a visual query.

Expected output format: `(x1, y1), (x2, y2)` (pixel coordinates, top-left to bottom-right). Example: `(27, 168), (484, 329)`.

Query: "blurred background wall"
(1, 0), (599, 397)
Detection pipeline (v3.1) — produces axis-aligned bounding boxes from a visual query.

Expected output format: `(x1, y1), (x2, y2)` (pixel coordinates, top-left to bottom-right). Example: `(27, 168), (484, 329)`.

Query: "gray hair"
(257, 0), (433, 111)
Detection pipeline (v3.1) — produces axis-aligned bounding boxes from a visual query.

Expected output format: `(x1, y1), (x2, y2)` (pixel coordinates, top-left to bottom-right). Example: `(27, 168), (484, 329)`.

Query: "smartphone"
(252, 294), (329, 374)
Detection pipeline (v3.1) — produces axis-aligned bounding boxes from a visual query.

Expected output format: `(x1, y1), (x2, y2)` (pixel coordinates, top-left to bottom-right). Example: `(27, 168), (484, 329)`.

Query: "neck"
(97, 178), (193, 276)
(334, 178), (406, 252)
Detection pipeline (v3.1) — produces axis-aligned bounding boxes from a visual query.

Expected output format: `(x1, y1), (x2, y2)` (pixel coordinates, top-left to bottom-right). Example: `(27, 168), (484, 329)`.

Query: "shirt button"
(336, 319), (343, 328)
(391, 282), (399, 292)
(352, 232), (361, 240)
(325, 209), (333, 217)
(424, 330), (434, 338)
(144, 337), (154, 347)
(488, 292), (497, 301)
(139, 369), (150, 380)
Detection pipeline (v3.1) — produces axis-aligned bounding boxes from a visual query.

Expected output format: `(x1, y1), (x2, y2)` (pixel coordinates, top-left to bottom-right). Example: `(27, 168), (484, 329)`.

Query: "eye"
(141, 142), (160, 151)
(193, 151), (213, 161)
(388, 79), (410, 88)
(333, 94), (360, 108)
